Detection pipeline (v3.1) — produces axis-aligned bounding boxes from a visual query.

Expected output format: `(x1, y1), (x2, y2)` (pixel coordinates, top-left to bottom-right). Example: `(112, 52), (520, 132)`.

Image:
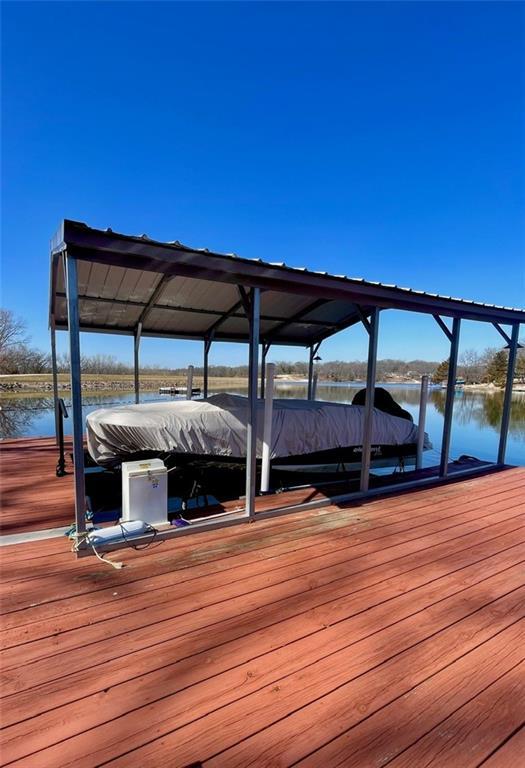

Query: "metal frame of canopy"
(48, 220), (524, 556)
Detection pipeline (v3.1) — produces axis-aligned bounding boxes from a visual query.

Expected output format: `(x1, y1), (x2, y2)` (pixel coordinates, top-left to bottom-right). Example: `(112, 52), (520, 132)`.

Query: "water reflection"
(0, 392), (161, 439)
(0, 397), (55, 439)
(1, 383), (524, 465)
(274, 383), (525, 441)
(423, 389), (525, 440)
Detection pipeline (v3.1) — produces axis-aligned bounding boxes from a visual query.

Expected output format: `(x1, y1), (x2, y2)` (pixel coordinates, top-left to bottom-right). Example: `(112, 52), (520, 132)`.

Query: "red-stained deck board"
(3, 530), (524, 741)
(386, 663), (524, 768)
(0, 466), (524, 767)
(1, 543), (521, 758)
(3, 567), (523, 767)
(0, 438), (75, 533)
(0, 476), (521, 627)
(2, 472), (522, 606)
(0, 434), (510, 534)
(480, 727), (525, 768)
(3, 513), (523, 692)
(2, 484), (523, 649)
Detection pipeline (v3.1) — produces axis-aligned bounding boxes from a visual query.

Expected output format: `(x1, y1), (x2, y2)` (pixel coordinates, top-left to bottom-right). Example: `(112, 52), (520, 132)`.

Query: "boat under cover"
(86, 393), (431, 467)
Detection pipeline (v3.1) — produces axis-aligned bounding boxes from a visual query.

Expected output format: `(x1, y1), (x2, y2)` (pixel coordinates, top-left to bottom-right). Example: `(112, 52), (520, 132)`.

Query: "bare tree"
(0, 309), (29, 353)
(459, 348), (483, 384)
(0, 308), (50, 374)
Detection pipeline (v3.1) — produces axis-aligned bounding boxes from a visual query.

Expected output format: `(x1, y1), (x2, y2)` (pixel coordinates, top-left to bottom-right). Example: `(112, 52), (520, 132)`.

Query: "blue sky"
(2, 1), (523, 368)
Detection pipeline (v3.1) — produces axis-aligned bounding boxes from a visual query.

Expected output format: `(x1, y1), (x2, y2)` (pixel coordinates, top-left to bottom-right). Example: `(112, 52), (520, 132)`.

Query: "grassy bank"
(0, 373), (248, 395)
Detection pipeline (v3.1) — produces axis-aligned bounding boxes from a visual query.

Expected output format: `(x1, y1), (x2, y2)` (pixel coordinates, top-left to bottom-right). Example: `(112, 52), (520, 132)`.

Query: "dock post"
(307, 342), (321, 400)
(203, 338), (211, 398)
(360, 308), (380, 493)
(260, 343), (270, 398)
(64, 253), (86, 541)
(497, 323), (520, 464)
(307, 345), (314, 400)
(133, 322), (142, 404)
(312, 370), (319, 400)
(245, 287), (260, 519)
(50, 320), (60, 445)
(439, 317), (461, 477)
(186, 365), (194, 400)
(260, 362), (275, 493)
(416, 374), (429, 470)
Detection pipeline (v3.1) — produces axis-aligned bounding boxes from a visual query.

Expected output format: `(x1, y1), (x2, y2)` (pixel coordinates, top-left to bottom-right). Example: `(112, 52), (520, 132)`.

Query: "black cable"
(118, 520), (160, 551)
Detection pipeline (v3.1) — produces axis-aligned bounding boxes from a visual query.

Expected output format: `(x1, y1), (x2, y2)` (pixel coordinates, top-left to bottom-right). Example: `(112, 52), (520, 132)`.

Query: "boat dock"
(1, 437), (523, 766)
(1, 218), (523, 765)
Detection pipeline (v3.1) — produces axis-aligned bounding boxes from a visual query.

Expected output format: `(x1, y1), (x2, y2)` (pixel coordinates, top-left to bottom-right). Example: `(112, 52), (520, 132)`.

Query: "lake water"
(1, 382), (524, 467)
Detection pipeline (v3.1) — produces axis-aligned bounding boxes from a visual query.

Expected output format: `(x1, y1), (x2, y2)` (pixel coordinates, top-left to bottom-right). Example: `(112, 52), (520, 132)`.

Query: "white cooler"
(121, 458), (168, 527)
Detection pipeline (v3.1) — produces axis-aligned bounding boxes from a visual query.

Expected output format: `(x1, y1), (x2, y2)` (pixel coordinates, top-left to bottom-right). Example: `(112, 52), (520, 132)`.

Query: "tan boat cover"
(86, 393), (429, 465)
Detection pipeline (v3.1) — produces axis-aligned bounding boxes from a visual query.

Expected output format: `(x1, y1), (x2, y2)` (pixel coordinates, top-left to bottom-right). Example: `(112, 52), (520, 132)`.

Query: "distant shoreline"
(0, 372), (518, 396)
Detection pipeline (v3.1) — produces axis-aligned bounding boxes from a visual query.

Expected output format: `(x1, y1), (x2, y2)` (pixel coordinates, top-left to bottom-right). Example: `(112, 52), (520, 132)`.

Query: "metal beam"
(64, 253), (86, 542)
(203, 333), (214, 398)
(492, 322), (512, 346)
(433, 314), (453, 342)
(356, 305), (371, 335)
(55, 291), (340, 330)
(265, 298), (331, 341)
(492, 322), (523, 349)
(439, 317), (461, 476)
(245, 288), (260, 519)
(306, 347), (314, 400)
(204, 298), (243, 337)
(133, 322), (142, 404)
(53, 321), (309, 346)
(237, 286), (252, 317)
(60, 223), (525, 325)
(307, 341), (322, 400)
(497, 323), (520, 464)
(360, 307), (380, 493)
(56, 291), (356, 338)
(50, 320), (60, 446)
(311, 304), (368, 345)
(260, 342), (271, 397)
(136, 274), (173, 326)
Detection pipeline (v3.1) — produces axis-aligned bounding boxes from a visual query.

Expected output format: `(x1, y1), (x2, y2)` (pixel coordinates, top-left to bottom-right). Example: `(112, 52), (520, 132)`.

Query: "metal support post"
(497, 323), (520, 464)
(203, 343), (208, 398)
(439, 317), (461, 476)
(133, 322), (142, 404)
(260, 343), (270, 398)
(260, 362), (275, 493)
(416, 374), (429, 470)
(245, 287), (260, 519)
(50, 320), (60, 445)
(312, 371), (319, 400)
(203, 333), (214, 398)
(186, 365), (194, 400)
(64, 253), (86, 539)
(307, 346), (314, 400)
(307, 341), (321, 400)
(359, 307), (380, 493)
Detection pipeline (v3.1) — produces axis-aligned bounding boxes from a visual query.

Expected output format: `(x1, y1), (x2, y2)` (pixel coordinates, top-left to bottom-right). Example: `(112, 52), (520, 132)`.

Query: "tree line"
(0, 308), (523, 385)
(433, 348), (525, 388)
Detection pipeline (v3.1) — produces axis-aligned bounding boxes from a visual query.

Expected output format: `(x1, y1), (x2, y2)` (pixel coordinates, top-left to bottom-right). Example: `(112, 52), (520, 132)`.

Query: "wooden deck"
(0, 437), (76, 533)
(1, 465), (524, 766)
(0, 436), (499, 535)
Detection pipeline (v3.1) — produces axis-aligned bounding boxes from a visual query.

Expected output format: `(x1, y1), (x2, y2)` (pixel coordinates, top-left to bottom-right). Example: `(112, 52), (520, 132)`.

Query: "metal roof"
(49, 219), (525, 345)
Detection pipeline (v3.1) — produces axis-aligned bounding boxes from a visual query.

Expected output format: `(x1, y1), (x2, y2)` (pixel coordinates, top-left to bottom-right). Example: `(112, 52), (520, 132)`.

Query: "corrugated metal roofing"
(49, 220), (525, 344)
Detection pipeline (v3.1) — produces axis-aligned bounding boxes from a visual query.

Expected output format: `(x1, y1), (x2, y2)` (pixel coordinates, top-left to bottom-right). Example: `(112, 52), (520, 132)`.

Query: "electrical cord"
(70, 529), (124, 570)
(117, 520), (159, 550)
(69, 518), (160, 567)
